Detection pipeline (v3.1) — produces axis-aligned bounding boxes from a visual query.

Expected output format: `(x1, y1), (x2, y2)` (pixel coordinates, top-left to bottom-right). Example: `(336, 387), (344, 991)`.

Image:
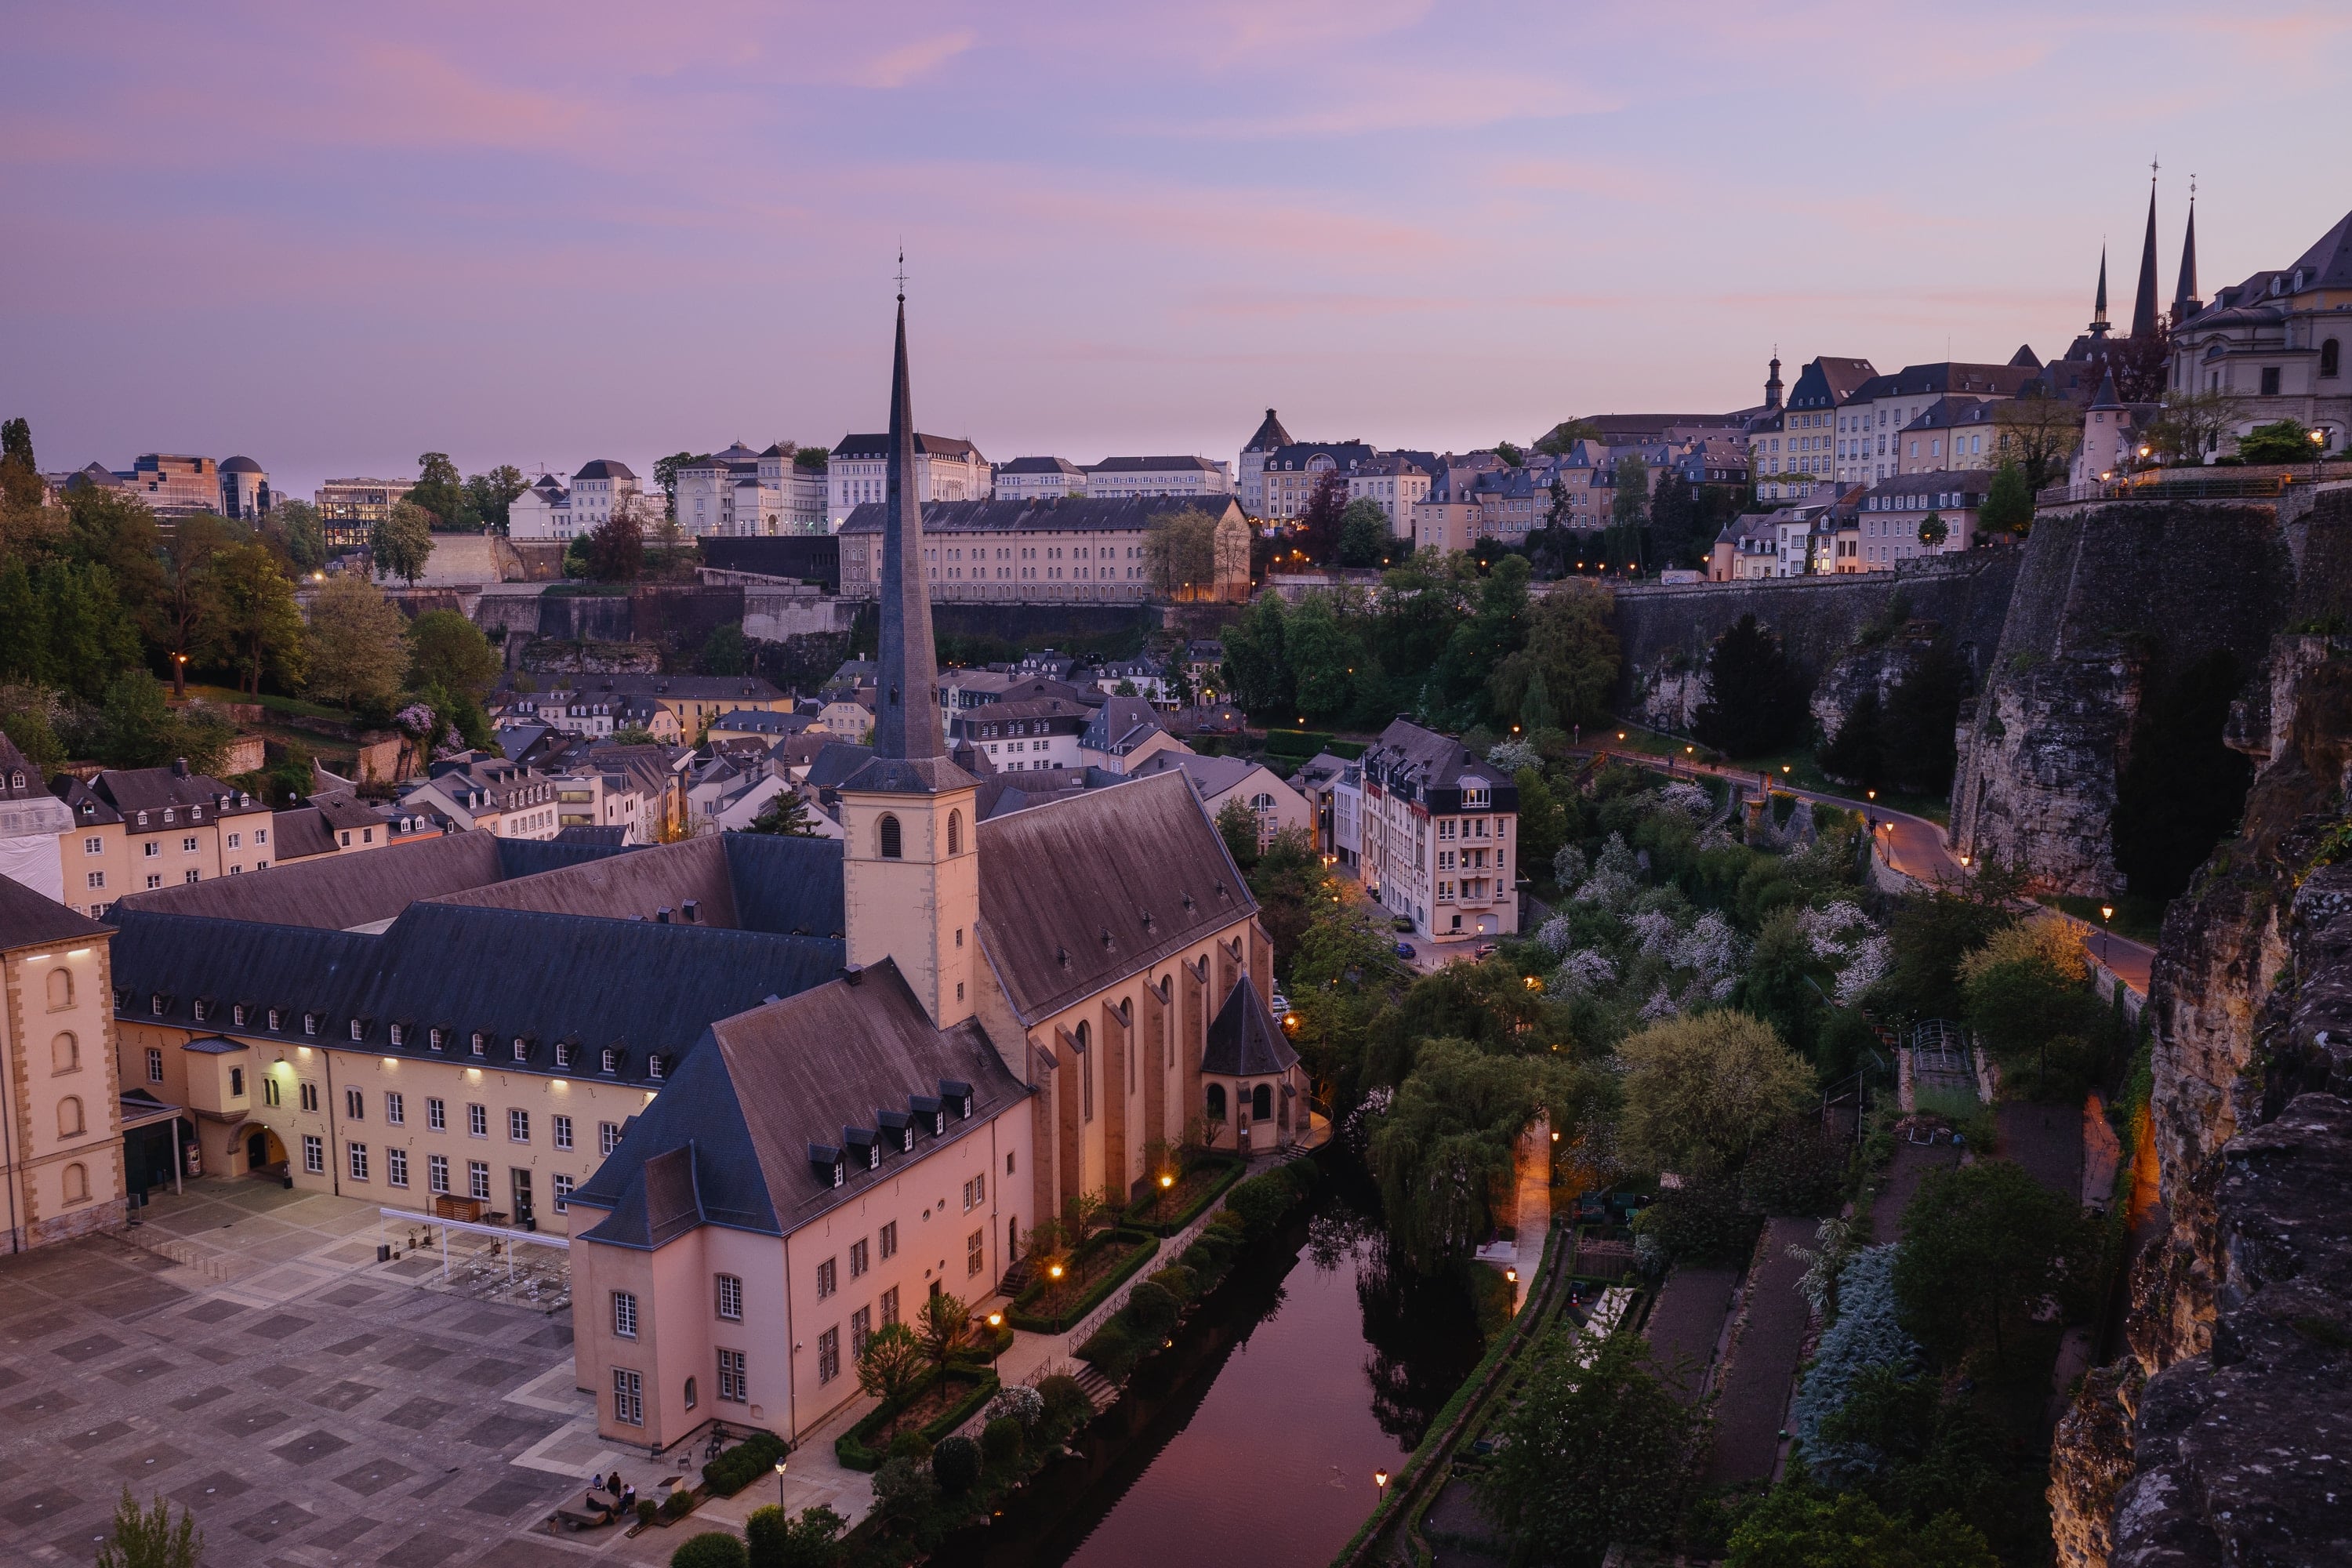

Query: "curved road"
(1584, 747), (2155, 996)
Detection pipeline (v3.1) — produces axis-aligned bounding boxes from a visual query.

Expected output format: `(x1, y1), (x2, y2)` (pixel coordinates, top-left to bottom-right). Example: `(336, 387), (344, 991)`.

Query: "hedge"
(1120, 1155), (1245, 1236)
(834, 1368), (1000, 1473)
(1007, 1229), (1160, 1334)
(702, 1429), (789, 1497)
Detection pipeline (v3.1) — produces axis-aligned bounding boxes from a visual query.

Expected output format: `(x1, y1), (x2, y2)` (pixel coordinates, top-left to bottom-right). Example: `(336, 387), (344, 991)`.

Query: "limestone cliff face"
(1950, 499), (2299, 897)
(1808, 621), (1944, 754)
(2049, 601), (2352, 1566)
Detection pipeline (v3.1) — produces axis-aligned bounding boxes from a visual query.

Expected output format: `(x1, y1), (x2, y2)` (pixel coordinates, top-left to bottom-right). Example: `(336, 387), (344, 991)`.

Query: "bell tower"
(839, 270), (978, 1029)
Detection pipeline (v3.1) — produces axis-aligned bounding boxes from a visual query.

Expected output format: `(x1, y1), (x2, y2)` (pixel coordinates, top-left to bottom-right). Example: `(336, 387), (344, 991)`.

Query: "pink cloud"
(851, 28), (978, 89)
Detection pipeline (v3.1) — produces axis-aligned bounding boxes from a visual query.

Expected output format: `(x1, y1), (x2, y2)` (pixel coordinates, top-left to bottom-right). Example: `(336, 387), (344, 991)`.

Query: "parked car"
(1473, 941), (1499, 958)
(1394, 942), (1417, 959)
(1269, 990), (1291, 1017)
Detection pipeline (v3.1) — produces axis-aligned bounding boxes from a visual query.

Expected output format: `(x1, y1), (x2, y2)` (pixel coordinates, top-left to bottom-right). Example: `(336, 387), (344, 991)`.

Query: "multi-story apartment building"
(949, 698), (1093, 771)
(1237, 408), (1293, 516)
(2168, 206), (2352, 452)
(1359, 718), (1520, 942)
(316, 477), (415, 550)
(123, 454), (220, 518)
(1083, 456), (1233, 499)
(52, 762), (275, 917)
(1852, 470), (1990, 570)
(993, 457), (1087, 502)
(513, 676), (789, 740)
(1760, 357), (1875, 495)
(1894, 397), (2002, 474)
(829, 433), (988, 527)
(0, 884), (129, 1251)
(1258, 441), (1377, 521)
(1348, 453), (1434, 538)
(837, 495), (1251, 604)
(396, 757), (563, 840)
(1839, 359), (2041, 484)
(510, 459), (649, 541)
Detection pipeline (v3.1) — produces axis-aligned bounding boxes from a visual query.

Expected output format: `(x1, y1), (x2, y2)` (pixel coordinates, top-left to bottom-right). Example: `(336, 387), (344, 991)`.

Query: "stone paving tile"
(379, 1536), (466, 1567)
(62, 1417), (132, 1451)
(232, 1497), (321, 1543)
(328, 1330), (384, 1355)
(180, 1297), (247, 1323)
(245, 1311), (312, 1340)
(335, 1457), (418, 1497)
(270, 1427), (354, 1466)
(110, 1440), (191, 1479)
(2, 1388), (79, 1419)
(167, 1382), (232, 1411)
(168, 1469), (253, 1508)
(101, 1352), (176, 1383)
(0, 1486), (82, 1528)
(252, 1362), (307, 1389)
(383, 1396), (456, 1430)
(311, 1378), (382, 1411)
(384, 1341), (452, 1371)
(54, 1330), (124, 1361)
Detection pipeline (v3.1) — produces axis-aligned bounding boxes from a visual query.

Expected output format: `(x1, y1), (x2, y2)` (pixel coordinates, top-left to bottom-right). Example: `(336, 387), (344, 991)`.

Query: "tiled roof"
(1085, 456), (1224, 474)
(0, 877), (110, 953)
(831, 433), (983, 461)
(838, 495), (1240, 537)
(1201, 975), (1298, 1077)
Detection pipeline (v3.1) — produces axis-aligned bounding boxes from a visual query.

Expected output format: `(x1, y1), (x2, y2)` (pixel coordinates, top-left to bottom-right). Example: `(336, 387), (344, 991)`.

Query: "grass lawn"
(2035, 892), (2166, 947)
(183, 683), (356, 724)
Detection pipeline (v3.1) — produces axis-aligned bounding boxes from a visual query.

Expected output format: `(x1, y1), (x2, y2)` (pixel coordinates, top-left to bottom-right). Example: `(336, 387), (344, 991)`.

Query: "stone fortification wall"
(1609, 554), (2022, 728)
(1951, 489), (2352, 896)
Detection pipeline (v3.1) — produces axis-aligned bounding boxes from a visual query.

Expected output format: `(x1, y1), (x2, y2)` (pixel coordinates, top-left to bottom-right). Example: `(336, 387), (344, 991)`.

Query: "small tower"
(2088, 247), (2111, 339)
(839, 270), (978, 1030)
(1764, 352), (1784, 412)
(2131, 165), (2162, 339)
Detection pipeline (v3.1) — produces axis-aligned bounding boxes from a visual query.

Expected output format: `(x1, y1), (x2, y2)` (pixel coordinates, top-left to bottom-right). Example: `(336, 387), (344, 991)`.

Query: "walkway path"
(1640, 1265), (1737, 1406)
(1704, 1218), (1817, 1487)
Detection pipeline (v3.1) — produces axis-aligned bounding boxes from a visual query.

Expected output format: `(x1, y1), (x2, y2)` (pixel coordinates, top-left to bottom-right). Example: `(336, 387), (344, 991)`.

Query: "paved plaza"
(0, 1178), (619, 1567)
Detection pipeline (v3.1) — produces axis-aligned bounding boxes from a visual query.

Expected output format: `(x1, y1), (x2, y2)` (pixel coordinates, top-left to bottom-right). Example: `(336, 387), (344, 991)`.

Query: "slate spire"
(2131, 175), (2161, 339)
(2174, 183), (2201, 321)
(2089, 246), (2111, 338)
(873, 280), (945, 761)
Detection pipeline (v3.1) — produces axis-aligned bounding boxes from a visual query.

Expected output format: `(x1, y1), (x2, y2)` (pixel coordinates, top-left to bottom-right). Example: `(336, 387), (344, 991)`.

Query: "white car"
(1269, 990), (1291, 1017)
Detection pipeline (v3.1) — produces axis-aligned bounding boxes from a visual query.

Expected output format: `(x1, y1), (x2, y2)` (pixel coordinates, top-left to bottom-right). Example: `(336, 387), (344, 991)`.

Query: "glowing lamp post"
(774, 1455), (789, 1507)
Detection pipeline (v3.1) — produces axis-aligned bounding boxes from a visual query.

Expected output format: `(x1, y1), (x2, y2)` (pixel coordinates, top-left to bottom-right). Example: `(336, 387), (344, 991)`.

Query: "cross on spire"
(895, 247), (906, 303)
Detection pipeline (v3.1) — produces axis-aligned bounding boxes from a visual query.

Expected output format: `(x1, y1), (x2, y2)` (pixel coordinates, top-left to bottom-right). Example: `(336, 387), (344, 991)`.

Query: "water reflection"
(931, 1174), (1488, 1568)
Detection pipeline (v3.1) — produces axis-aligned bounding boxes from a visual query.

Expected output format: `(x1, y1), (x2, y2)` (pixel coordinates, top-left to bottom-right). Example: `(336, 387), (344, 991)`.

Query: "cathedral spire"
(874, 274), (946, 762)
(2173, 178), (2201, 321)
(2089, 246), (2111, 338)
(2131, 165), (2161, 338)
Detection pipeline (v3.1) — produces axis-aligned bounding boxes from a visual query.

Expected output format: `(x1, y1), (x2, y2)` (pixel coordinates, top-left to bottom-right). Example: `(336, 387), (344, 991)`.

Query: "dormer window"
(470, 1032), (486, 1057)
(428, 1028), (445, 1051)
(162, 809), (174, 824)
(833, 1159), (845, 1188)
(150, 994), (165, 1017)
(511, 1037), (528, 1062)
(648, 1054), (664, 1081)
(303, 1013), (318, 1036)
(554, 1040), (572, 1069)
(267, 1008), (282, 1031)
(192, 1000), (209, 1022)
(867, 1142), (880, 1170)
(389, 1023), (405, 1047)
(349, 1019), (364, 1042)
(232, 1004), (248, 1027)
(601, 1048), (617, 1074)
(137, 811), (147, 826)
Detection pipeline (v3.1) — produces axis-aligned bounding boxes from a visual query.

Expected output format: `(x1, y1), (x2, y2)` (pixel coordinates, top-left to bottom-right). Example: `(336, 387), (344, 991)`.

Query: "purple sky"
(5, 2), (2349, 502)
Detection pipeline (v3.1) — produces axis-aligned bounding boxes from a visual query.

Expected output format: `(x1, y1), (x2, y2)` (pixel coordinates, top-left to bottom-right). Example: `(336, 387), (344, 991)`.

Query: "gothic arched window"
(878, 814), (902, 859)
(947, 809), (963, 855)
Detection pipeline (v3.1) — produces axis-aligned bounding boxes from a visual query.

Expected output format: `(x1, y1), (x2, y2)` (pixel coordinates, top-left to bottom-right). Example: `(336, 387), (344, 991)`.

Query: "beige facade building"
(993, 457), (1087, 502)
(53, 762), (274, 917)
(1359, 718), (1520, 942)
(829, 433), (989, 527)
(837, 495), (1251, 604)
(1083, 456), (1232, 499)
(0, 883), (127, 1251)
(2168, 205), (2352, 453)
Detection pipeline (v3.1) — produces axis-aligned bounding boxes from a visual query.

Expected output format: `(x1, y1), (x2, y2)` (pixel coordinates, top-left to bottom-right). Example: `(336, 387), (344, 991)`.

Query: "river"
(930, 1182), (1488, 1568)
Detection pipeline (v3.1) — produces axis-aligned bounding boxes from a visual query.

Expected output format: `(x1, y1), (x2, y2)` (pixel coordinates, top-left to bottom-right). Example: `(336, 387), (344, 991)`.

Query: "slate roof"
(997, 456), (1085, 476)
(55, 766), (270, 829)
(0, 877), (109, 953)
(535, 674), (786, 705)
(0, 732), (42, 800)
(107, 902), (844, 1090)
(1086, 456), (1224, 474)
(416, 831), (844, 938)
(112, 830), (626, 931)
(2288, 209), (2352, 290)
(838, 495), (1243, 537)
(804, 742), (877, 793)
(1897, 396), (1998, 434)
(574, 459), (637, 481)
(269, 807), (341, 862)
(708, 710), (821, 737)
(570, 959), (1025, 1245)
(1080, 697), (1163, 755)
(1849, 361), (2042, 404)
(1201, 975), (1298, 1077)
(1360, 717), (1519, 813)
(1784, 358), (1879, 410)
(975, 769), (1255, 1022)
(1129, 750), (1264, 801)
(831, 433), (983, 461)
(1242, 409), (1293, 455)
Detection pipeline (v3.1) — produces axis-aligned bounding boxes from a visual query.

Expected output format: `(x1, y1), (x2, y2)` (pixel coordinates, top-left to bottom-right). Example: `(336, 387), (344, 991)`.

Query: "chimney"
(655, 907), (673, 924)
(842, 964), (864, 987)
(681, 899), (700, 924)
(172, 757), (190, 777)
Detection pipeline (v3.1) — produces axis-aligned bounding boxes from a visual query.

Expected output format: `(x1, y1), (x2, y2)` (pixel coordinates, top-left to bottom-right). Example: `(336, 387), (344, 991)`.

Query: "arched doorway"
(238, 1125), (287, 1177)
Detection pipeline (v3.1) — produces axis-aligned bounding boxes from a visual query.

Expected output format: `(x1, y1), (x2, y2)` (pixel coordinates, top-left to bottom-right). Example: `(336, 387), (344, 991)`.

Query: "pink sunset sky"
(3, 1), (2348, 499)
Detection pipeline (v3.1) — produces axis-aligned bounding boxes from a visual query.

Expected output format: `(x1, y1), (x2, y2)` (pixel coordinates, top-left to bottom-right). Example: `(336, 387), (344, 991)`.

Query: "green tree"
(405, 608), (499, 702)
(160, 511), (231, 698)
(1976, 459), (2032, 536)
(670, 1531), (748, 1568)
(259, 497), (327, 572)
(855, 1320), (927, 1408)
(746, 787), (817, 837)
(746, 1503), (846, 1568)
(62, 488), (168, 647)
(0, 559), (142, 702)
(1220, 590), (1290, 715)
(90, 671), (233, 772)
(1367, 1038), (1562, 1269)
(304, 572), (409, 713)
(1493, 440), (1526, 466)
(406, 452), (473, 529)
(1916, 512), (1948, 548)
(0, 685), (66, 773)
(96, 1486), (203, 1568)
(1989, 392), (2082, 492)
(700, 622), (750, 677)
(1513, 765), (1566, 884)
(1336, 497), (1390, 567)
(1693, 613), (1810, 758)
(1607, 454), (1650, 572)
(1475, 1330), (1695, 1566)
(2145, 388), (2245, 466)
(463, 465), (528, 532)
(2234, 417), (2321, 464)
(205, 542), (308, 694)
(584, 507), (644, 582)
(1647, 470), (1704, 568)
(1617, 1010), (1816, 1178)
(1881, 639), (1968, 797)
(1534, 417), (1601, 457)
(1283, 592), (1360, 722)
(1817, 688), (1885, 789)
(369, 499), (435, 587)
(653, 452), (703, 521)
(916, 1290), (975, 1374)
(0, 416), (41, 517)
(1894, 1160), (2096, 1364)
(1299, 470), (1351, 561)
(1737, 907), (1831, 1062)
(1433, 554), (1531, 724)
(1487, 579), (1618, 731)
(1726, 1486), (1997, 1568)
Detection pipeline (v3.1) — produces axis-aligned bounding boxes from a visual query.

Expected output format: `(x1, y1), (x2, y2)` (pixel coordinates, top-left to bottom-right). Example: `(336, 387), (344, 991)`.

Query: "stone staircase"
(1070, 1365), (1118, 1413)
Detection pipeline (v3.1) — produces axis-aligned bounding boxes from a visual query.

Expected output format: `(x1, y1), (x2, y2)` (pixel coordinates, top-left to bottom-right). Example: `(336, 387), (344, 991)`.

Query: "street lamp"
(774, 1455), (789, 1508)
(2100, 905), (2114, 965)
(986, 1311), (1004, 1377)
(1374, 1468), (1391, 1496)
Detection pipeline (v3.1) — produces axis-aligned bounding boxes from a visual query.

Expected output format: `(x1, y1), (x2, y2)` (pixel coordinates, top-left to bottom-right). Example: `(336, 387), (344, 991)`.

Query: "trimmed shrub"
(1078, 1318), (1142, 1381)
(1121, 1279), (1181, 1339)
(1227, 1174), (1298, 1236)
(746, 1505), (786, 1568)
(1148, 1265), (1197, 1303)
(670, 1532), (748, 1568)
(1037, 1372), (1095, 1432)
(986, 1383), (1044, 1434)
(886, 1429), (932, 1462)
(931, 1434), (981, 1496)
(662, 1488), (694, 1519)
(872, 1457), (936, 1525)
(981, 1416), (1024, 1468)
(637, 1499), (659, 1527)
(702, 1430), (789, 1497)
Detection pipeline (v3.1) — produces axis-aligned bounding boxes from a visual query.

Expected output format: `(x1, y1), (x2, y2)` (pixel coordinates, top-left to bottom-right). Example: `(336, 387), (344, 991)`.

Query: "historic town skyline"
(5, 2), (2349, 498)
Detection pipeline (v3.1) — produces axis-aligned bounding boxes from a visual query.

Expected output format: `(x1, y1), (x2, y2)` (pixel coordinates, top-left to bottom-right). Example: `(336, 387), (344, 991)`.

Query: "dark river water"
(931, 1179), (1487, 1568)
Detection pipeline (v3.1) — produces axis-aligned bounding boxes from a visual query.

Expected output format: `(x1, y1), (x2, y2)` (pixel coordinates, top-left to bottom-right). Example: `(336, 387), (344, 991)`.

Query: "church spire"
(2089, 246), (2111, 338)
(874, 271), (946, 762)
(2131, 165), (2161, 338)
(2173, 178), (2201, 321)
